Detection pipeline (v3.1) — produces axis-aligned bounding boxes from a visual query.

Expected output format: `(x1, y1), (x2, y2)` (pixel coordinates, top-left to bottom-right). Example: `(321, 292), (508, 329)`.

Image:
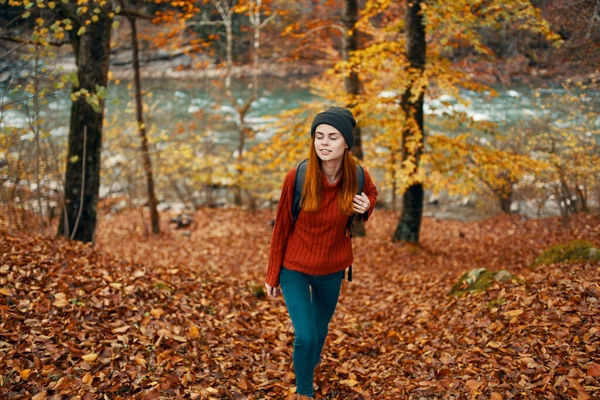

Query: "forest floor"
(1, 209), (599, 399)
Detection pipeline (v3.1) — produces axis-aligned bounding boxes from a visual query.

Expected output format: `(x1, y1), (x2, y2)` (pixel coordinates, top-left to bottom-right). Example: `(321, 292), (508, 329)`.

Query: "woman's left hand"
(353, 192), (370, 214)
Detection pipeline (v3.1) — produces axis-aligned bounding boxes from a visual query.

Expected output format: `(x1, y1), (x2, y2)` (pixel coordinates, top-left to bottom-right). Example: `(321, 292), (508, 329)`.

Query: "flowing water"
(2, 77), (596, 219)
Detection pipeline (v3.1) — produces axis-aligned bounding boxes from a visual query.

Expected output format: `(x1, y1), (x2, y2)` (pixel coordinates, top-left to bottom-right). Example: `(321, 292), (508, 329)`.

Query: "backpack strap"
(292, 158), (309, 221)
(343, 165), (364, 283)
(343, 265), (353, 282)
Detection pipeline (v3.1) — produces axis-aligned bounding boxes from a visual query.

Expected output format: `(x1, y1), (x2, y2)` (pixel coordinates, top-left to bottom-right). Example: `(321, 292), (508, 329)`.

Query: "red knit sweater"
(265, 167), (378, 287)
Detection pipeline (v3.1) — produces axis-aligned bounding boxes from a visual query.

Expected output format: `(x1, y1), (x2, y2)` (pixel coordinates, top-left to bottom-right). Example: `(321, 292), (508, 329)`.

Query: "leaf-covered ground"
(1, 209), (599, 399)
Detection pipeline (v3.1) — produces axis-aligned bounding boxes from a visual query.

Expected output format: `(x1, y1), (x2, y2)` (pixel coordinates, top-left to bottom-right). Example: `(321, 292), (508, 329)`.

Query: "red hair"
(301, 138), (358, 215)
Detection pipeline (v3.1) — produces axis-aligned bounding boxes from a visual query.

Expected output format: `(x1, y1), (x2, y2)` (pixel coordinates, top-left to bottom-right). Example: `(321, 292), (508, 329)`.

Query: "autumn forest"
(1, 0), (599, 399)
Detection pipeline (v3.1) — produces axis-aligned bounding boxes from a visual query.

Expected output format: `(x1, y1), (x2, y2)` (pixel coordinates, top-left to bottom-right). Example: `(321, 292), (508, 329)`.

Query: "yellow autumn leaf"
(150, 308), (164, 318)
(82, 372), (92, 385)
(188, 325), (200, 338)
(81, 353), (98, 362)
(0, 288), (12, 296)
(20, 369), (32, 379)
(503, 309), (524, 317)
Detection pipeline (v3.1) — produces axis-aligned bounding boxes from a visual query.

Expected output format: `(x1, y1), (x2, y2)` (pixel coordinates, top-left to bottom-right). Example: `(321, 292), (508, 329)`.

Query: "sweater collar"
(321, 171), (342, 187)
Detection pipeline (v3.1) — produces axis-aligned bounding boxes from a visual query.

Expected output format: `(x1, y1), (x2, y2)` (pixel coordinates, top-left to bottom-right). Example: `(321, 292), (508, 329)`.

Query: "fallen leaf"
(82, 372), (93, 385)
(81, 353), (98, 362)
(111, 325), (129, 333)
(150, 308), (164, 318)
(188, 325), (200, 338)
(503, 309), (524, 317)
(53, 292), (68, 307)
(466, 379), (482, 391)
(20, 369), (32, 379)
(32, 392), (46, 400)
(587, 363), (600, 377)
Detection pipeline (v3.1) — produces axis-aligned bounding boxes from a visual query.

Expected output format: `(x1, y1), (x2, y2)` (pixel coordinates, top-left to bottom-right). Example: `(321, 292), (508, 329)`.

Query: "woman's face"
(314, 124), (348, 162)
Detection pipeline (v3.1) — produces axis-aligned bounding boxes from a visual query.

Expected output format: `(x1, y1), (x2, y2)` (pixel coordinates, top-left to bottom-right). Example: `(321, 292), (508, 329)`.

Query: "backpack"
(291, 158), (364, 282)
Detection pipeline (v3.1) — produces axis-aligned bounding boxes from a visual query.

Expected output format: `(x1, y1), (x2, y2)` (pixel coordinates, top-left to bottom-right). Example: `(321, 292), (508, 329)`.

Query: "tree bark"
(343, 0), (367, 236)
(393, 0), (426, 243)
(498, 190), (513, 214)
(494, 172), (515, 214)
(576, 182), (588, 212)
(129, 14), (160, 234)
(57, 6), (112, 242)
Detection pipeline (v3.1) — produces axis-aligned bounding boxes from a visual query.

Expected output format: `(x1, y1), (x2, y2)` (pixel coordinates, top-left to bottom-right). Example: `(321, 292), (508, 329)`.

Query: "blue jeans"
(279, 266), (344, 398)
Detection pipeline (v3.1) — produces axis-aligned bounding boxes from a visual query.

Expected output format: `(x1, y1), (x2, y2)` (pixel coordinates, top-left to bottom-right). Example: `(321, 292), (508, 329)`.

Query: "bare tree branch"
(118, 8), (154, 21)
(304, 24), (345, 37)
(0, 35), (69, 47)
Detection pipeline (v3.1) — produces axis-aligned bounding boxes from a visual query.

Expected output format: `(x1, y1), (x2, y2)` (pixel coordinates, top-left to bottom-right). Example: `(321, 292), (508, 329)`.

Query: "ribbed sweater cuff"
(265, 263), (281, 287)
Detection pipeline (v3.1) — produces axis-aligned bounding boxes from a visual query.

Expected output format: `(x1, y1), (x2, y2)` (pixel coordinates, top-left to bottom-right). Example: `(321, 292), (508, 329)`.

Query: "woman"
(265, 106), (378, 399)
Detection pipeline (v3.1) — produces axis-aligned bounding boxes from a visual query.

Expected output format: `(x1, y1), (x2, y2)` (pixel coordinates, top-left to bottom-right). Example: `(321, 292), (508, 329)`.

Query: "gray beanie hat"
(310, 106), (356, 150)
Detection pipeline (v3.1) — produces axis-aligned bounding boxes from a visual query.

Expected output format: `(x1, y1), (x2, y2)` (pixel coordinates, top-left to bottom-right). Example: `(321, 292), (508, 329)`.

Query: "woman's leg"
(310, 270), (344, 370)
(280, 267), (317, 398)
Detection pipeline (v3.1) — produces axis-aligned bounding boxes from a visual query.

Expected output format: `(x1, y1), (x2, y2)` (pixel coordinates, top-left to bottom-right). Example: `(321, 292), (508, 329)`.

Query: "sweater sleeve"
(360, 168), (378, 223)
(265, 168), (297, 287)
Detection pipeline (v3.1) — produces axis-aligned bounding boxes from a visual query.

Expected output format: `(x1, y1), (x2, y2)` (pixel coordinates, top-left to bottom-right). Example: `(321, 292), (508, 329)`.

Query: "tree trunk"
(129, 15), (160, 234)
(391, 151), (397, 211)
(576, 182), (588, 212)
(495, 174), (514, 214)
(498, 191), (513, 214)
(33, 51), (44, 235)
(57, 7), (112, 242)
(225, 16), (233, 93)
(393, 0), (426, 243)
(252, 0), (261, 100)
(343, 0), (366, 236)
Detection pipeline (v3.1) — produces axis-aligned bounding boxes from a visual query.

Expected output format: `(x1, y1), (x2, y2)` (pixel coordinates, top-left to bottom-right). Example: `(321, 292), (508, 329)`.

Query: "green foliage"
(531, 240), (600, 269)
(449, 268), (515, 296)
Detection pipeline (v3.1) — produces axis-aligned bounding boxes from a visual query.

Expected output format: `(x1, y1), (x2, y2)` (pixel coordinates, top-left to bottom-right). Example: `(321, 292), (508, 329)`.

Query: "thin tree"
(119, 0), (161, 234)
(392, 0), (426, 243)
(342, 0), (368, 236)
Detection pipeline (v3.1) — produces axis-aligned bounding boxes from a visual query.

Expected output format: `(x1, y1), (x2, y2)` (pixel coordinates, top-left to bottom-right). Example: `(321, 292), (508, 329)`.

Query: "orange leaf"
(188, 325), (200, 338)
(587, 363), (600, 377)
(465, 379), (482, 391)
(82, 372), (93, 385)
(20, 369), (32, 379)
